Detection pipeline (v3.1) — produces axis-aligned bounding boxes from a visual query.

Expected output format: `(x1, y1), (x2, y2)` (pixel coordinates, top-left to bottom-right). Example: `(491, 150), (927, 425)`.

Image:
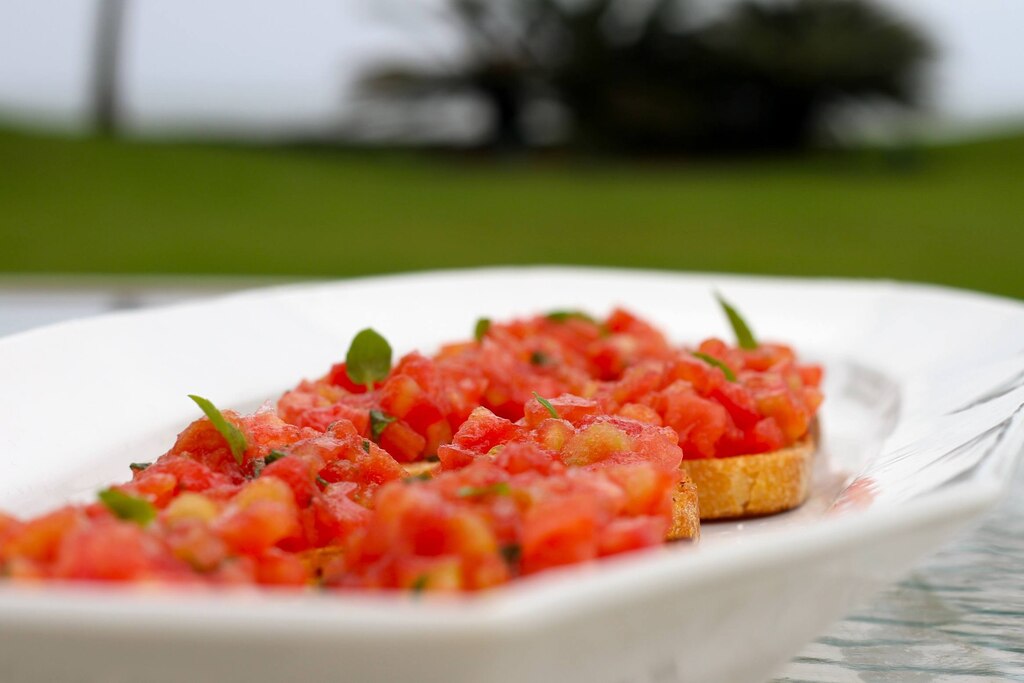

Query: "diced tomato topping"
(215, 479), (301, 555)
(562, 421), (634, 466)
(451, 408), (522, 453)
(262, 456), (319, 508)
(254, 549), (310, 586)
(523, 394), (601, 428)
(493, 440), (563, 476)
(135, 456), (233, 500)
(52, 519), (182, 582)
(1, 306), (822, 593)
(379, 374), (426, 420)
(709, 382), (761, 431)
(326, 362), (374, 393)
(799, 364), (824, 387)
(598, 516), (667, 556)
(0, 513), (23, 551)
(290, 402), (370, 435)
(300, 483), (372, 549)
(668, 355), (722, 395)
(437, 444), (477, 471)
(2, 507), (82, 564)
(377, 420), (427, 463)
(658, 382), (731, 459)
(754, 388), (809, 442)
(522, 495), (599, 574)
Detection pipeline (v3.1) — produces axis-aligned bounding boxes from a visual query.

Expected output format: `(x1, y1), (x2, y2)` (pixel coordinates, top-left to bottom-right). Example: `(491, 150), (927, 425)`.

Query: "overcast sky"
(0, 0), (1022, 137)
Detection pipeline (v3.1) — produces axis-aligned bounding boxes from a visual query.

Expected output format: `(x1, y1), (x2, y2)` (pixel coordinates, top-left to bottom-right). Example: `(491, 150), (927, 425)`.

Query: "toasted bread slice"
(680, 430), (816, 520)
(667, 470), (701, 542)
(401, 461), (701, 542)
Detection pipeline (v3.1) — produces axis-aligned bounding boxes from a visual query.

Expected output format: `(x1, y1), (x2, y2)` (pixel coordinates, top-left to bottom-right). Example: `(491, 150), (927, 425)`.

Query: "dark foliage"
(360, 0), (933, 154)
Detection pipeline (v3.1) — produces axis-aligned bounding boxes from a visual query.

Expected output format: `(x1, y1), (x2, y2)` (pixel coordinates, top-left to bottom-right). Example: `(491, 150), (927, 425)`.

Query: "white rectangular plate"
(1, 267), (1023, 683)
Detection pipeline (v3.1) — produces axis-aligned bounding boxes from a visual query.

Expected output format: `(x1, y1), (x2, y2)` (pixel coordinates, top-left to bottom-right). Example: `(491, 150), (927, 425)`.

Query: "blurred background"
(1, 0), (1022, 331)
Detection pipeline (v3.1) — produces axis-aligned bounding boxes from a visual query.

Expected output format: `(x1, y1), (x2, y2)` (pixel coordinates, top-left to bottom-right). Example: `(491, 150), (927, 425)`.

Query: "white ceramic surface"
(1, 267), (1022, 683)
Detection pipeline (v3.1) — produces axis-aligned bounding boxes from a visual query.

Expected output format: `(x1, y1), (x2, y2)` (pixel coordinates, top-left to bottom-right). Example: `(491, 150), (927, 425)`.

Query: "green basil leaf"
(98, 488), (156, 526)
(715, 292), (758, 350)
(369, 409), (396, 441)
(316, 475), (330, 489)
(456, 482), (511, 498)
(410, 573), (429, 594)
(545, 310), (596, 324)
(402, 472), (431, 483)
(345, 328), (392, 390)
(692, 352), (737, 382)
(188, 394), (247, 465)
(532, 391), (559, 419)
(474, 317), (491, 342)
(361, 439), (371, 454)
(129, 462), (151, 473)
(529, 350), (551, 366)
(265, 450), (287, 465)
(500, 543), (521, 567)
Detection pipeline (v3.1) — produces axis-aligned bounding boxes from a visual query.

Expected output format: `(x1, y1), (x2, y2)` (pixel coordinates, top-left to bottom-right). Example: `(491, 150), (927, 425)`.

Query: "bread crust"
(680, 431), (816, 520)
(667, 471), (701, 542)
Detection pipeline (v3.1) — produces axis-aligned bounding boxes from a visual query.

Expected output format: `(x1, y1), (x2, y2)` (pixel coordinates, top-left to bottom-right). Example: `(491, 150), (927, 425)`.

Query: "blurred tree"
(359, 0), (932, 154)
(361, 0), (559, 150)
(694, 0), (934, 151)
(91, 0), (128, 136)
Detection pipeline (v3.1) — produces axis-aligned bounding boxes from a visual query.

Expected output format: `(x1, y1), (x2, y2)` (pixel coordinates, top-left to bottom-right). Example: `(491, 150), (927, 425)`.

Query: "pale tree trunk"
(92, 0), (128, 136)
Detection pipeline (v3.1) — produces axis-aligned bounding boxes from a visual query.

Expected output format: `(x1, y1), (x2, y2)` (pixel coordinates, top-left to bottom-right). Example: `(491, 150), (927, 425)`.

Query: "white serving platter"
(1, 267), (1022, 683)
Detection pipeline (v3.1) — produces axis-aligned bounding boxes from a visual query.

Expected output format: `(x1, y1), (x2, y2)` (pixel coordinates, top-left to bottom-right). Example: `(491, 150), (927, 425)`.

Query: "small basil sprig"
(529, 350), (551, 366)
(456, 482), (511, 498)
(532, 392), (559, 419)
(345, 328), (392, 391)
(692, 352), (737, 382)
(500, 543), (521, 568)
(255, 450), (287, 477)
(474, 318), (491, 342)
(265, 450), (287, 465)
(98, 488), (156, 526)
(410, 574), (429, 594)
(369, 409), (396, 441)
(188, 394), (247, 465)
(715, 292), (758, 350)
(545, 310), (596, 324)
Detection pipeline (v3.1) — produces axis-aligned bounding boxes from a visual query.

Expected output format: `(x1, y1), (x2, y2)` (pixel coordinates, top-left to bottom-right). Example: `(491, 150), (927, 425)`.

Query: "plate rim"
(1, 266), (1021, 632)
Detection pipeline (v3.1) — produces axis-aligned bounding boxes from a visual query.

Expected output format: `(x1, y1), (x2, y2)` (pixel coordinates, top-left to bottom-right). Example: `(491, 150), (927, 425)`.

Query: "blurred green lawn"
(2, 126), (1022, 298)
